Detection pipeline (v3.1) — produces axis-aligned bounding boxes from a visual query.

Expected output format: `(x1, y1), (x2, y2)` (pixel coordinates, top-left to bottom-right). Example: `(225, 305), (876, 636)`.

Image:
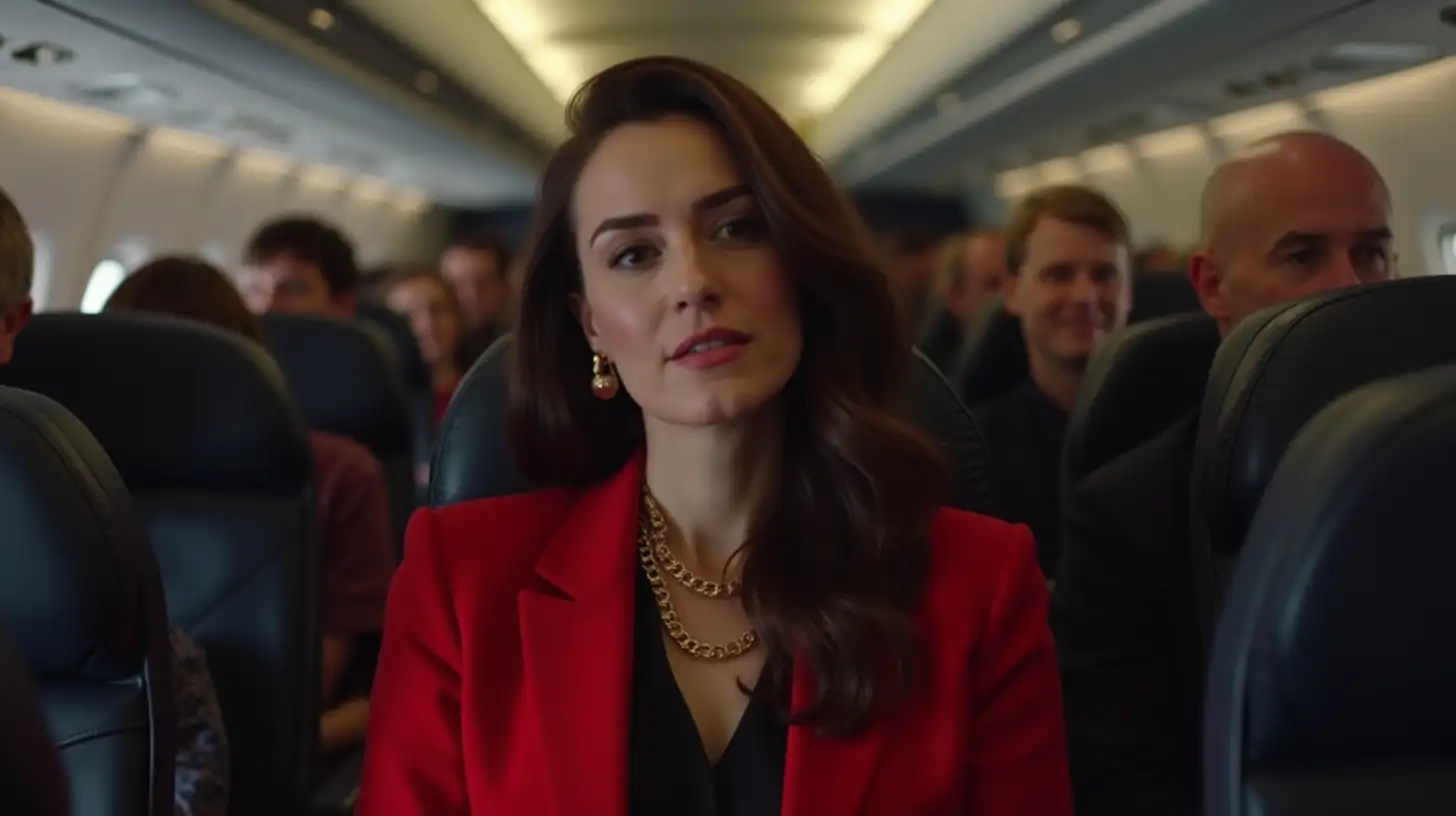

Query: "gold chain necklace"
(638, 492), (757, 661)
(641, 491), (742, 598)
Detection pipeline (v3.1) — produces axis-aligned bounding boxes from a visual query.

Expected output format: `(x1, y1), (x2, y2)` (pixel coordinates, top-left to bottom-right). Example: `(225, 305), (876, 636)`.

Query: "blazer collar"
(521, 450), (889, 815)
(532, 450), (644, 600)
(518, 452), (642, 816)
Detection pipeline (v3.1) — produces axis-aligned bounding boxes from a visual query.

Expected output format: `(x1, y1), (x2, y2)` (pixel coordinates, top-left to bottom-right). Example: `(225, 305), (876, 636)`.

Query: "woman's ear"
(569, 293), (601, 352)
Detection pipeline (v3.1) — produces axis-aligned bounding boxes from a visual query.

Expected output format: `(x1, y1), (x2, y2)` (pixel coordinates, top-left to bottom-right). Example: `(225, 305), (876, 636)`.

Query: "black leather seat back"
(947, 296), (1027, 407)
(0, 386), (174, 816)
(0, 314), (319, 813)
(264, 313), (415, 550)
(1129, 273), (1201, 324)
(355, 304), (434, 502)
(431, 335), (998, 516)
(0, 623), (69, 816)
(1191, 276), (1456, 645)
(1204, 365), (1456, 816)
(1065, 314), (1219, 491)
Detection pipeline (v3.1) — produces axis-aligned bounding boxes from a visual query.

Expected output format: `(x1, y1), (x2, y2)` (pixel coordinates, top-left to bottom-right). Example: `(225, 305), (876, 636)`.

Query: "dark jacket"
(970, 380), (1069, 576)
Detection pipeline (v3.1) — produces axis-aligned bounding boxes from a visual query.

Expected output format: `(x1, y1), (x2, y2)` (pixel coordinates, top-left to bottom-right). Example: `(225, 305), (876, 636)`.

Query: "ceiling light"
(414, 70), (439, 95)
(472, 1), (576, 103)
(802, 0), (937, 115)
(308, 9), (335, 31)
(1051, 18), (1082, 43)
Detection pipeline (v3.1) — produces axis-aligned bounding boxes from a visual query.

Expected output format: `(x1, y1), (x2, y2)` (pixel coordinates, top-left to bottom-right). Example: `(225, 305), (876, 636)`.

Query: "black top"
(970, 380), (1070, 576)
(628, 566), (789, 816)
(1050, 414), (1203, 816)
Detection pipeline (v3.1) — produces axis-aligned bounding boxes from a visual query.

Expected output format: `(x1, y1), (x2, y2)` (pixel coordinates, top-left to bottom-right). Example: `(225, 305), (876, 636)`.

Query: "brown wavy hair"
(104, 255), (266, 344)
(508, 56), (948, 736)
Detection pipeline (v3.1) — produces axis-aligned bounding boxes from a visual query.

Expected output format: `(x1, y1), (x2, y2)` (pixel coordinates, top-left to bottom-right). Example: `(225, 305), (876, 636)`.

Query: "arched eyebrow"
(588, 184), (753, 245)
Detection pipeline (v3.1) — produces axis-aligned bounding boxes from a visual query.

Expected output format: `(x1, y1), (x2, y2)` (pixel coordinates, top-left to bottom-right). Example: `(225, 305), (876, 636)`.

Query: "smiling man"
(971, 184), (1133, 577)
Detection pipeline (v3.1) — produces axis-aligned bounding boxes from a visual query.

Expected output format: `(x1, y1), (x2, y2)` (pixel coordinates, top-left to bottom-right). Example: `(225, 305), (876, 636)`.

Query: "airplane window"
(79, 258), (127, 314)
(1444, 227), (1456, 275)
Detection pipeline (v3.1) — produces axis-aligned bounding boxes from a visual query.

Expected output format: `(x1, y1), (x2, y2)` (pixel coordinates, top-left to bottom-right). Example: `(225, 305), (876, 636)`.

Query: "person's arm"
(357, 509), (467, 815)
(963, 524), (1074, 815)
(1052, 484), (1199, 816)
(318, 448), (396, 705)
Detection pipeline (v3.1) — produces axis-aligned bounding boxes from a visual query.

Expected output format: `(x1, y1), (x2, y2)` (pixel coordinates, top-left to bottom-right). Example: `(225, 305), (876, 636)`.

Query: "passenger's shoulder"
(927, 507), (1037, 584)
(415, 487), (580, 575)
(307, 429), (383, 480)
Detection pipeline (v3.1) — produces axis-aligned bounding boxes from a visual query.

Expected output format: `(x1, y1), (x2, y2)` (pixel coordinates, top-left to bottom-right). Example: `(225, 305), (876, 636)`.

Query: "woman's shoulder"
(925, 507), (1040, 596)
(406, 487), (585, 584)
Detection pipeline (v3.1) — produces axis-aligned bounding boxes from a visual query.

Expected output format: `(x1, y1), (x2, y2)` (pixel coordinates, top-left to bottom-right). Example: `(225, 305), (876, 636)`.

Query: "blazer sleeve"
(963, 524), (1074, 815)
(357, 509), (468, 815)
(1050, 483), (1200, 816)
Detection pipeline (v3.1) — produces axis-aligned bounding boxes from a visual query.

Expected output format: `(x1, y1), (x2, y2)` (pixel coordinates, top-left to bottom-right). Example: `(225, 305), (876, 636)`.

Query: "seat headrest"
(429, 335), (537, 506)
(1065, 314), (1219, 489)
(1204, 365), (1456, 814)
(1129, 273), (1201, 324)
(0, 313), (311, 493)
(430, 336), (997, 515)
(0, 625), (69, 816)
(355, 304), (431, 392)
(263, 314), (413, 456)
(0, 387), (155, 678)
(947, 296), (1027, 406)
(1192, 276), (1456, 561)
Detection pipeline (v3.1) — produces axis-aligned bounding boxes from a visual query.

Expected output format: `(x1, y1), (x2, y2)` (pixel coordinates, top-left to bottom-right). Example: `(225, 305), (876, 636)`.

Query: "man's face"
(1006, 215), (1132, 369)
(441, 247), (509, 331)
(0, 296), (32, 364)
(1192, 153), (1395, 334)
(241, 252), (351, 317)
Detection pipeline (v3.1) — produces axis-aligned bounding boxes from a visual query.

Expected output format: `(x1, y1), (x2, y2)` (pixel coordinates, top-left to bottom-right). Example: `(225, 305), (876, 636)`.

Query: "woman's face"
(570, 115), (802, 428)
(387, 276), (462, 368)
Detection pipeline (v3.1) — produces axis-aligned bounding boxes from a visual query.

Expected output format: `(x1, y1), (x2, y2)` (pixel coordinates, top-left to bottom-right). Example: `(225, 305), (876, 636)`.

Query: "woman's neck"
(643, 411), (782, 578)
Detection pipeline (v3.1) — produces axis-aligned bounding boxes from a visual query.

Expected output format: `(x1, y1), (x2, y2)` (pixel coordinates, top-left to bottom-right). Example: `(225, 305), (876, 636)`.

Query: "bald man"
(1050, 131), (1395, 816)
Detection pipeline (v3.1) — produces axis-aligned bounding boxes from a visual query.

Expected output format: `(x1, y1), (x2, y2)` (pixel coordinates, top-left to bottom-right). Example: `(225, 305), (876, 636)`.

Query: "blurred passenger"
(971, 184), (1132, 577)
(0, 192), (230, 815)
(359, 56), (1071, 815)
(887, 229), (943, 327)
(0, 187), (31, 363)
(240, 215), (361, 317)
(917, 230), (1008, 370)
(105, 256), (397, 757)
(383, 265), (467, 424)
(1053, 131), (1396, 816)
(439, 231), (513, 360)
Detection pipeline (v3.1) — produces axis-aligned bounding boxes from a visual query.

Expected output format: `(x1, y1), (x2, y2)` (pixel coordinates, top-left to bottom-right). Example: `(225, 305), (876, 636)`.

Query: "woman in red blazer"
(360, 55), (1072, 816)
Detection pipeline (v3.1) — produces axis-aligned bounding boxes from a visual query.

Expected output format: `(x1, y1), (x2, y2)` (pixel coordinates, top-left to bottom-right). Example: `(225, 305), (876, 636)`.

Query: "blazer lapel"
(519, 454), (643, 816)
(781, 661), (889, 816)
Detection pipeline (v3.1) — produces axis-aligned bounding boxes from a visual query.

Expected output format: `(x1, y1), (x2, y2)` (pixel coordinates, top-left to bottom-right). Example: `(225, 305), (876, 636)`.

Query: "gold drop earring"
(591, 353), (619, 400)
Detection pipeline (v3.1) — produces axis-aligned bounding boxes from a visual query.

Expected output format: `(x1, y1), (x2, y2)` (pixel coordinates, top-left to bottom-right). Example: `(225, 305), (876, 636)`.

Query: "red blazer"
(359, 454), (1072, 815)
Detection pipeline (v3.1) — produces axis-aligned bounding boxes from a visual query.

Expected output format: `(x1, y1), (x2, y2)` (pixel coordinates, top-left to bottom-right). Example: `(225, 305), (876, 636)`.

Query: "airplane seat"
(354, 304), (434, 500)
(0, 385), (174, 816)
(1129, 273), (1201, 324)
(1203, 365), (1456, 816)
(1064, 313), (1219, 493)
(431, 335), (999, 516)
(946, 296), (1027, 407)
(0, 313), (322, 814)
(1190, 276), (1456, 652)
(263, 313), (416, 552)
(0, 622), (70, 816)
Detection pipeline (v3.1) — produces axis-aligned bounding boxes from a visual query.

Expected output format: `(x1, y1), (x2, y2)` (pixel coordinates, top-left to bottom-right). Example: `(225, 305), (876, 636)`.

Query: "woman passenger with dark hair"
(382, 265), (469, 425)
(360, 56), (1070, 815)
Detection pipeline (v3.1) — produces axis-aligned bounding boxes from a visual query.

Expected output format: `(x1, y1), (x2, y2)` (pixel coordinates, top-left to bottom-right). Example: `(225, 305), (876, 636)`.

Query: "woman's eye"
(610, 245), (657, 268)
(713, 216), (767, 242)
